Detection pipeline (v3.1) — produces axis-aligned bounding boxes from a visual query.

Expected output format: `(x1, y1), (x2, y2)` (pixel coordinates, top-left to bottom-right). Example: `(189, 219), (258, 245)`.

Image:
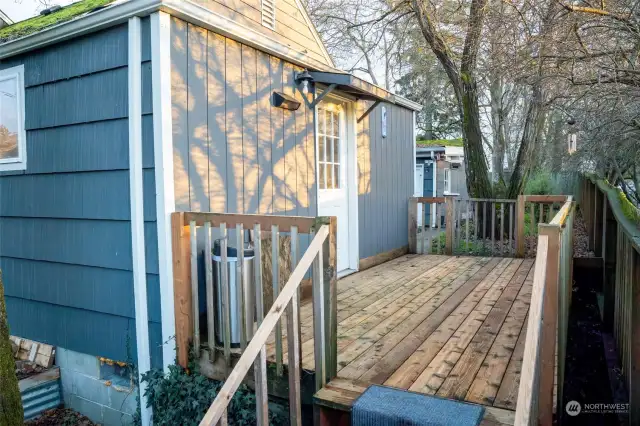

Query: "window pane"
(319, 164), (326, 189)
(332, 112), (340, 137)
(333, 139), (340, 165)
(319, 136), (326, 162)
(0, 78), (19, 160)
(326, 163), (333, 189)
(334, 165), (340, 188)
(317, 108), (325, 134)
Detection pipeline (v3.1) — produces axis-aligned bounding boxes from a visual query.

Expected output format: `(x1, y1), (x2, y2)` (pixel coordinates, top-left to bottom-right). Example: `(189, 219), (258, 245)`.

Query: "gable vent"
(261, 0), (276, 30)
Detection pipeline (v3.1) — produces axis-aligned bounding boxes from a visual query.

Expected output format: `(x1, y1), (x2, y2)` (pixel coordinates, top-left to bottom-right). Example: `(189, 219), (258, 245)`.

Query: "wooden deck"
(267, 254), (535, 424)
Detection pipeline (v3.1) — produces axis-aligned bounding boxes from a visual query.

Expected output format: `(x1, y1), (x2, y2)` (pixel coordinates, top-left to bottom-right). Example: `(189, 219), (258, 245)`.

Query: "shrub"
(135, 356), (288, 426)
(524, 171), (555, 195)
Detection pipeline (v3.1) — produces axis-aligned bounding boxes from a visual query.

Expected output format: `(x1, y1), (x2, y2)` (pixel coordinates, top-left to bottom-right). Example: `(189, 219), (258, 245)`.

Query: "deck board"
(267, 255), (536, 419)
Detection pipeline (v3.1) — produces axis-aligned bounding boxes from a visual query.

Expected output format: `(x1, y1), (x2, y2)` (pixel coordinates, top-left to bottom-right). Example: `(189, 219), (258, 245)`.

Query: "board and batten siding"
(357, 102), (414, 260)
(0, 20), (163, 368)
(170, 17), (316, 218)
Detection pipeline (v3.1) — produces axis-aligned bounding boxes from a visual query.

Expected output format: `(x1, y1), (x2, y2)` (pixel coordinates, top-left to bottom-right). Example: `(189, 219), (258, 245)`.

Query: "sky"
(2, 0), (76, 23)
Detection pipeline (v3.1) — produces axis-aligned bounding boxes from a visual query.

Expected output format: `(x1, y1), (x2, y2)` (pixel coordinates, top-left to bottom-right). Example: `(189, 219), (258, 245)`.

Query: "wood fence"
(171, 212), (338, 424)
(579, 176), (640, 423)
(408, 195), (568, 258)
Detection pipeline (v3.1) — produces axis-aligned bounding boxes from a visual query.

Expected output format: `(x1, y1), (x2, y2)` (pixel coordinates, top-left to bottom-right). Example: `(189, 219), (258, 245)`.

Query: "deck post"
(321, 216), (338, 381)
(516, 195), (526, 258)
(171, 212), (192, 369)
(631, 250), (640, 425)
(593, 187), (602, 255)
(538, 224), (561, 426)
(408, 197), (418, 254)
(603, 200), (617, 330)
(445, 196), (454, 255)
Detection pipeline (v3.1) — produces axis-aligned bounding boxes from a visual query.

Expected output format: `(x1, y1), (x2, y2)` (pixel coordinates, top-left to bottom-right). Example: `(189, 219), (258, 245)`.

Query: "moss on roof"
(416, 138), (464, 148)
(0, 0), (115, 44)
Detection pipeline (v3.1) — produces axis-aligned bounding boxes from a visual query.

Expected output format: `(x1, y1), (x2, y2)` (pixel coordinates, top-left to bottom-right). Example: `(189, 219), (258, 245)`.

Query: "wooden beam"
(408, 198), (418, 254)
(171, 212), (192, 369)
(516, 195), (533, 257)
(323, 216), (338, 381)
(445, 196), (454, 255)
(525, 195), (568, 203)
(538, 225), (561, 426)
(514, 235), (549, 425)
(182, 212), (316, 233)
(359, 246), (409, 271)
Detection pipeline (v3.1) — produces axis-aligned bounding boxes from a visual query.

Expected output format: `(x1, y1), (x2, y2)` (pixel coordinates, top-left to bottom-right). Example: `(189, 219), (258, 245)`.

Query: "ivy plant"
(134, 354), (288, 426)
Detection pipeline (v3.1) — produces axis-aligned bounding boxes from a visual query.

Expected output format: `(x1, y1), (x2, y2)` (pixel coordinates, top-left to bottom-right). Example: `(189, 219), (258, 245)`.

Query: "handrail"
(514, 235), (549, 424)
(515, 195), (575, 425)
(199, 225), (330, 426)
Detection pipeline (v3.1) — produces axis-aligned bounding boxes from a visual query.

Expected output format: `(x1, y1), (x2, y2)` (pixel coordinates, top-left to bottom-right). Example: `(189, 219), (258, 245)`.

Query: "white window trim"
(0, 64), (27, 171)
(444, 167), (451, 193)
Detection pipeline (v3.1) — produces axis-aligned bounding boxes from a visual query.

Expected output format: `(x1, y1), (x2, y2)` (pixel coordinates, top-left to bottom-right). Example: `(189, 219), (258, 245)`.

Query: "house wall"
(357, 102), (414, 260)
(170, 17), (316, 218)
(188, 0), (332, 68)
(0, 21), (162, 372)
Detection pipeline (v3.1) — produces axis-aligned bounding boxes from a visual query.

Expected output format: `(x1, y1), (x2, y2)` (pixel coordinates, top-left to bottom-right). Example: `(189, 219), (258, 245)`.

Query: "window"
(261, 0), (276, 30)
(444, 168), (451, 193)
(317, 105), (343, 190)
(0, 65), (26, 171)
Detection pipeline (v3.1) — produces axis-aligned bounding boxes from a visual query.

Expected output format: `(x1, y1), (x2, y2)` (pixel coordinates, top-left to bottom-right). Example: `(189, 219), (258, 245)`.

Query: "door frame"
(315, 93), (359, 274)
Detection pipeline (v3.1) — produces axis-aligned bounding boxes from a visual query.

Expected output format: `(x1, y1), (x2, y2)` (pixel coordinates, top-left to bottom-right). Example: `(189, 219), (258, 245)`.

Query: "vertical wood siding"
(357, 102), (414, 260)
(171, 18), (317, 217)
(0, 20), (162, 368)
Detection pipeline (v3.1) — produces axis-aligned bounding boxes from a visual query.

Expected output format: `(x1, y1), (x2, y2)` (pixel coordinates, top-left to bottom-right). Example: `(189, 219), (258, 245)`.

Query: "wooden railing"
(170, 213), (338, 402)
(408, 195), (569, 258)
(515, 196), (575, 425)
(578, 176), (640, 422)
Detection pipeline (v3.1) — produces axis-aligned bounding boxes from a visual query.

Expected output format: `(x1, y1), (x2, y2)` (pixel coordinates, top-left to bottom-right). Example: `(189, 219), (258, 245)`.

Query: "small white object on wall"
(381, 105), (387, 138)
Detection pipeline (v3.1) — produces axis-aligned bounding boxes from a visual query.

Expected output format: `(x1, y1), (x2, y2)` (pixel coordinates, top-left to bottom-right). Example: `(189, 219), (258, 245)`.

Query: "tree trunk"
(461, 76), (493, 198)
(507, 84), (546, 198)
(0, 272), (23, 425)
(489, 75), (506, 183)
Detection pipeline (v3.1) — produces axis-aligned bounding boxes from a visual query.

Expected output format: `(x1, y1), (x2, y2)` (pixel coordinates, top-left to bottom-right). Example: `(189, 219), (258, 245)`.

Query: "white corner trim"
(151, 11), (176, 374)
(128, 16), (152, 426)
(412, 111), (417, 196)
(347, 102), (359, 271)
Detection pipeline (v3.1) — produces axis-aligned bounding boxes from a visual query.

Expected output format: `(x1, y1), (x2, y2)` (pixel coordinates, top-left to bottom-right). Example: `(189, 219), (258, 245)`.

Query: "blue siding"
(0, 20), (163, 369)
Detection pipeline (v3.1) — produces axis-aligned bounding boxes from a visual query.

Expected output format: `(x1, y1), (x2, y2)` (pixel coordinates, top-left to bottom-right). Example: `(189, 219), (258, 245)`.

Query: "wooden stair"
(313, 378), (516, 426)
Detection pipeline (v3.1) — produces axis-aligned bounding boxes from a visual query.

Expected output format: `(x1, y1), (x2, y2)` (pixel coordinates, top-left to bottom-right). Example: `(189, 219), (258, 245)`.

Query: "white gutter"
(395, 95), (422, 112)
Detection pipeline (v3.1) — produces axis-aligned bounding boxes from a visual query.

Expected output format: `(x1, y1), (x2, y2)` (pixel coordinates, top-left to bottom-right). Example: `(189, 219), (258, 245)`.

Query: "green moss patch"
(416, 138), (463, 147)
(0, 0), (115, 43)
(617, 188), (640, 223)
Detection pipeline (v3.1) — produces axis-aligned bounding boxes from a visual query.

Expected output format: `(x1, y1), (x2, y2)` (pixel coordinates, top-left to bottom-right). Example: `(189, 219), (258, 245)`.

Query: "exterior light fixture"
(295, 69), (314, 94)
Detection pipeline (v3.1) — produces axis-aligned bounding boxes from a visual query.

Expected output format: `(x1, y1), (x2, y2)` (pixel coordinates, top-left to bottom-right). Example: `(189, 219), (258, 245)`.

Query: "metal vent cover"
(261, 0), (276, 30)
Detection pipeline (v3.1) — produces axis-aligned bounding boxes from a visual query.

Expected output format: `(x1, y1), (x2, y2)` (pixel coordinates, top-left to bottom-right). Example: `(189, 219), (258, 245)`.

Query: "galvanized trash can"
(213, 241), (255, 347)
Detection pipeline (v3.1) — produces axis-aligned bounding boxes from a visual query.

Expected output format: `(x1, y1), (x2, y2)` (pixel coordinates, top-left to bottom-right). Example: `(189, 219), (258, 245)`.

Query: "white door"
(317, 101), (353, 274)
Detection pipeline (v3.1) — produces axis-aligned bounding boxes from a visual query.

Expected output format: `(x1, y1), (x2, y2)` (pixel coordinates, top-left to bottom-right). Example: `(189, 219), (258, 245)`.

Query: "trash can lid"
(213, 240), (255, 258)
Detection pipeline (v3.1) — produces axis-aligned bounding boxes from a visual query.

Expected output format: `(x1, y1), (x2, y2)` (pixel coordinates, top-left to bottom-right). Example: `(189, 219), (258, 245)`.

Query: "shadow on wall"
(171, 18), (325, 217)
